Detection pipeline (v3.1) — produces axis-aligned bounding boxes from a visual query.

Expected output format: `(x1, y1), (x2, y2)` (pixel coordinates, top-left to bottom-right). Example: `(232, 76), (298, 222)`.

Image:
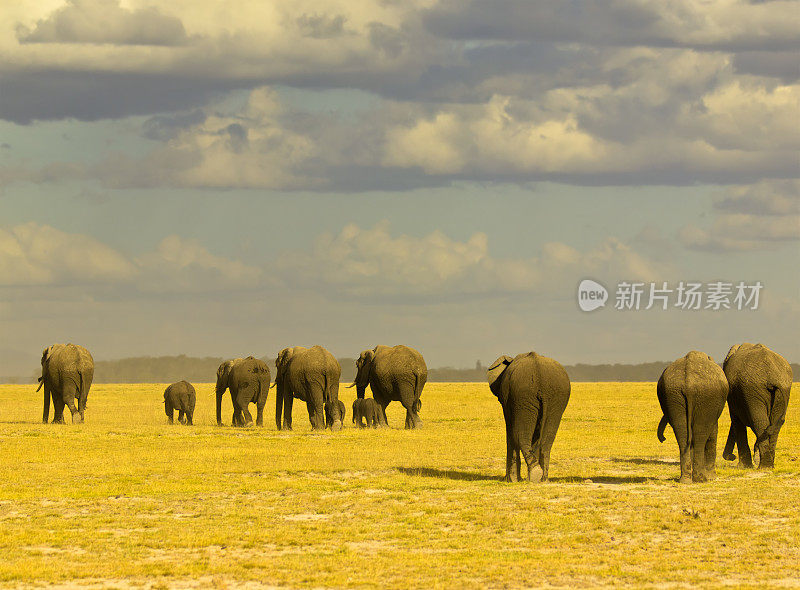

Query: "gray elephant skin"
(38, 343), (94, 424)
(215, 357), (270, 427)
(350, 345), (427, 429)
(656, 351), (728, 483)
(488, 352), (570, 482)
(352, 397), (383, 428)
(325, 400), (346, 429)
(164, 381), (196, 425)
(275, 346), (342, 431)
(722, 343), (793, 469)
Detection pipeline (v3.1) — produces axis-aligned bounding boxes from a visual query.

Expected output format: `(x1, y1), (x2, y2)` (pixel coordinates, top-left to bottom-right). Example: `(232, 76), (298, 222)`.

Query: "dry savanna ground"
(0, 382), (798, 589)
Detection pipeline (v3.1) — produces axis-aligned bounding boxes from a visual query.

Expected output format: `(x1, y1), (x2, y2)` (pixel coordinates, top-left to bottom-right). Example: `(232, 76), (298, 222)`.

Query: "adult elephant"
(215, 357), (270, 427)
(487, 352), (570, 482)
(349, 345), (426, 429)
(274, 346), (342, 431)
(656, 351), (728, 483)
(722, 343), (793, 469)
(37, 343), (94, 424)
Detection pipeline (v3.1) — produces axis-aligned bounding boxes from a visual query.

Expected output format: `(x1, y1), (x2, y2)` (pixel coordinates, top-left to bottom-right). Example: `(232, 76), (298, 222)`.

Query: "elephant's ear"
(41, 346), (55, 367)
(723, 344), (740, 370)
(487, 355), (513, 389)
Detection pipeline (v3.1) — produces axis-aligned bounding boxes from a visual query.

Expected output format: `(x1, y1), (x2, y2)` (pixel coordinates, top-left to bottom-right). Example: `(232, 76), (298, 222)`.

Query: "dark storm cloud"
(423, 0), (800, 51)
(0, 71), (249, 124)
(142, 110), (208, 142)
(16, 0), (188, 46)
(423, 1), (657, 46)
(733, 51), (800, 82)
(296, 13), (348, 39)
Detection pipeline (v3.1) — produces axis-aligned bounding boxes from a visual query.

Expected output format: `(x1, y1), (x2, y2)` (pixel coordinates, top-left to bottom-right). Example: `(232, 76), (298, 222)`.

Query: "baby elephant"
(352, 397), (383, 428)
(164, 381), (196, 425)
(656, 351), (728, 483)
(325, 400), (346, 429)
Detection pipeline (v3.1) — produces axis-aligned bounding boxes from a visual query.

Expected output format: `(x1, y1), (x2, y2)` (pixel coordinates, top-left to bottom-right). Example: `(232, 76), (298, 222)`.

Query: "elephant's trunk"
(275, 381), (284, 430)
(216, 390), (223, 426)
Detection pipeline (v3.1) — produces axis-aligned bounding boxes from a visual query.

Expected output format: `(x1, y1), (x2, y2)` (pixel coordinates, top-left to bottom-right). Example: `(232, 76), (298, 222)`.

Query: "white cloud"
(136, 235), (263, 292)
(0, 223), (261, 291)
(680, 180), (800, 252)
(16, 0), (188, 46)
(277, 221), (666, 300)
(0, 222), (136, 286)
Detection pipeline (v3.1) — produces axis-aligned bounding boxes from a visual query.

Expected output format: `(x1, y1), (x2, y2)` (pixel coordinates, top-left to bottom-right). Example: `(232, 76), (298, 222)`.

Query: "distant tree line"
(7, 356), (799, 384)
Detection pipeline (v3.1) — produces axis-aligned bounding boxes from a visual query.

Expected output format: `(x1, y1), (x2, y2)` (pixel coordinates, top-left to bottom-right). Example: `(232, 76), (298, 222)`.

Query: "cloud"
(0, 223), (261, 292)
(2, 2), (798, 191)
(16, 0), (188, 46)
(0, 222), (136, 286)
(423, 0), (800, 51)
(679, 180), (800, 251)
(136, 235), (263, 292)
(276, 221), (665, 301)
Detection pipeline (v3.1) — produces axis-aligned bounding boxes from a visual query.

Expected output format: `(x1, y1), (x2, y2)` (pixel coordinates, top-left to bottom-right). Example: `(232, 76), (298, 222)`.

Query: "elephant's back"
(375, 345), (427, 378)
(725, 344), (790, 389)
(506, 353), (570, 399)
(305, 346), (341, 377)
(664, 352), (727, 399)
(48, 344), (94, 379)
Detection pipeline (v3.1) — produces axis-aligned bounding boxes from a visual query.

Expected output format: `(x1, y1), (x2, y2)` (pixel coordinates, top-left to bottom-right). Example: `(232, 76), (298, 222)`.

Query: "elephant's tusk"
(269, 382), (276, 388)
(36, 381), (43, 392)
(346, 382), (357, 388)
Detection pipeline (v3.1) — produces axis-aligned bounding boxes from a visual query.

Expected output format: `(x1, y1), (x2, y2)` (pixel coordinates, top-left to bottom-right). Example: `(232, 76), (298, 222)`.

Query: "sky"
(1, 0), (799, 374)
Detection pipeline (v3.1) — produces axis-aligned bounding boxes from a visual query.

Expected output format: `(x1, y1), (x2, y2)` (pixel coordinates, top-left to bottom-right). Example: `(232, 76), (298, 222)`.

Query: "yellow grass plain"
(0, 382), (798, 589)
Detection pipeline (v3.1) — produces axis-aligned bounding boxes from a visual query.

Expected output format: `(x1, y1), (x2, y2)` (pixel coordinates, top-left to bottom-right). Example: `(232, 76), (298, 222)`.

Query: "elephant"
(349, 345), (427, 429)
(37, 343), (94, 424)
(325, 400), (346, 429)
(487, 352), (570, 482)
(164, 381), (196, 425)
(275, 346), (342, 431)
(352, 397), (383, 428)
(215, 357), (270, 427)
(721, 343), (793, 469)
(656, 351), (728, 483)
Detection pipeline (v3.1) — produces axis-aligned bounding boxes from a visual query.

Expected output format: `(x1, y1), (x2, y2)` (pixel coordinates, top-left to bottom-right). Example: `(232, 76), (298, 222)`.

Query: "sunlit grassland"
(0, 381), (798, 589)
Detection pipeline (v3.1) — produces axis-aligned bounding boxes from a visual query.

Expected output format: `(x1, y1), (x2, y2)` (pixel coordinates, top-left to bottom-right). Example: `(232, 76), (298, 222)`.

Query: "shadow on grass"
(396, 467), (501, 482)
(610, 457), (679, 466)
(550, 475), (658, 484)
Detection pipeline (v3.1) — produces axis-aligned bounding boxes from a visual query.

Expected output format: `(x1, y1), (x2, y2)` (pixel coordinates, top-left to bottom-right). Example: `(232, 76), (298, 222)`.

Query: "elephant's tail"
(685, 390), (694, 451)
(656, 415), (668, 442)
(412, 372), (423, 413)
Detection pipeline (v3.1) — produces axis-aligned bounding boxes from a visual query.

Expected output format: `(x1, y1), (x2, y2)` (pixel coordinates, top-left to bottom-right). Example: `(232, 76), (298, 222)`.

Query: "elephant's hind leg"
(668, 410), (692, 483)
(703, 421), (718, 480)
(691, 422), (713, 482)
(514, 408), (542, 483)
(52, 395), (66, 424)
(729, 414), (752, 467)
(238, 402), (254, 427)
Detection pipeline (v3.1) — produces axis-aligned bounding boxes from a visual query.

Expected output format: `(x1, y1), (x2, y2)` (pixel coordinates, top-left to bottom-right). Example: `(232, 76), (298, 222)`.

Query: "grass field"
(0, 382), (798, 589)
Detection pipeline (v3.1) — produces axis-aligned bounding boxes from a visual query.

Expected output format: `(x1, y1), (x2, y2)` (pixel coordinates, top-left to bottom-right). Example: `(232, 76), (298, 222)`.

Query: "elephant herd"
(35, 341), (792, 483)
